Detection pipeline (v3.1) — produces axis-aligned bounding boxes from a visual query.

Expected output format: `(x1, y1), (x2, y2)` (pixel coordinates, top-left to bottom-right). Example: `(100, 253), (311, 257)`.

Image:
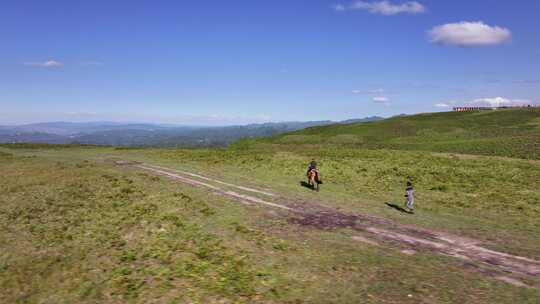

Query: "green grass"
(1, 109), (540, 303)
(120, 145), (539, 258)
(0, 154), (270, 302)
(1, 151), (538, 303)
(250, 108), (540, 159)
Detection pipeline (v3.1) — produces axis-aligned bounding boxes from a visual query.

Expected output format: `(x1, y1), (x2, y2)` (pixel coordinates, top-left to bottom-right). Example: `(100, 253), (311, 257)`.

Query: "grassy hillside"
(251, 108), (540, 159)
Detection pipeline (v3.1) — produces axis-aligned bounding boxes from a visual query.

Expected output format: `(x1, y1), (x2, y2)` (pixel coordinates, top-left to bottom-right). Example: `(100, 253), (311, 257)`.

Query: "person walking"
(405, 181), (415, 213)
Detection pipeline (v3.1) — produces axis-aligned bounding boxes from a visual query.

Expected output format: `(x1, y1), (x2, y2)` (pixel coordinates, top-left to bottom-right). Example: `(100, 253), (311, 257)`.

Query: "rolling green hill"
(250, 108), (540, 159)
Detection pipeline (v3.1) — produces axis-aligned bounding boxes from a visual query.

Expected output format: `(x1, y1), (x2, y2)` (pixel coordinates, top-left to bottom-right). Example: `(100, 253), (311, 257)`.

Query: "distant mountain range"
(0, 117), (383, 147)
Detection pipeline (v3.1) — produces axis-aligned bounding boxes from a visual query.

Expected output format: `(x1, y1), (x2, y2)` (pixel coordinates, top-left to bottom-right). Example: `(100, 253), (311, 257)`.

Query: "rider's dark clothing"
(307, 161), (317, 174)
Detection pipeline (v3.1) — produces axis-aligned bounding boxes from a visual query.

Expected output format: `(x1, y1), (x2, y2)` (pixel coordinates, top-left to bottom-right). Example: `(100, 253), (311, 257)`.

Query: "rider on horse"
(307, 159), (320, 182)
(306, 159), (321, 190)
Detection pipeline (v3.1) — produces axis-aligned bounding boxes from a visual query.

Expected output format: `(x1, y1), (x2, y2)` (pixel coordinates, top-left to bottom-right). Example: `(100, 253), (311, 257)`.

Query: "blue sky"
(1, 0), (539, 125)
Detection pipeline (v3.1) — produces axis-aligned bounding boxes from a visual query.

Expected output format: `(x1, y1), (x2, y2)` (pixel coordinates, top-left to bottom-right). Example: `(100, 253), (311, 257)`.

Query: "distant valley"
(0, 117), (383, 147)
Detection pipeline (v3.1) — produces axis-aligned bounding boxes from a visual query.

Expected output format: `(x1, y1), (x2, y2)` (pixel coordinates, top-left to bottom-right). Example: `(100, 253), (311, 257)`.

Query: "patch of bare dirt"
(400, 249), (417, 255)
(289, 210), (359, 230)
(112, 160), (142, 166)
(351, 235), (379, 246)
(495, 276), (531, 288)
(290, 208), (540, 281)
(134, 164), (294, 211)
(142, 163), (276, 197)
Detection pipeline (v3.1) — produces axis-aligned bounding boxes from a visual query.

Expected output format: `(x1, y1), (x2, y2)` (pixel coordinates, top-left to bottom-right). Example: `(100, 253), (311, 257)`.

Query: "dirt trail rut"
(117, 160), (540, 289)
(135, 164), (293, 211)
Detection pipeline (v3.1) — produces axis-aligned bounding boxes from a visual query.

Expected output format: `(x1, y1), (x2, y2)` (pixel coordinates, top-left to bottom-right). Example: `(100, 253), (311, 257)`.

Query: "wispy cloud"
(428, 21), (511, 47)
(484, 79), (501, 84)
(334, 1), (426, 15)
(23, 60), (64, 68)
(468, 97), (536, 107)
(352, 88), (385, 94)
(368, 88), (385, 94)
(434, 103), (450, 108)
(513, 80), (540, 85)
(373, 96), (390, 105)
(438, 97), (538, 108)
(332, 4), (347, 11)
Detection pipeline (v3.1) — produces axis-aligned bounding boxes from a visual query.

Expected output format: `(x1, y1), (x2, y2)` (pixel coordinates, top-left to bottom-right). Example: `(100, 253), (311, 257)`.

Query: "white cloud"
(368, 88), (385, 94)
(335, 1), (426, 15)
(332, 4), (346, 11)
(24, 60), (63, 68)
(428, 21), (511, 46)
(352, 88), (385, 94)
(373, 96), (390, 103)
(434, 103), (450, 108)
(469, 97), (536, 107)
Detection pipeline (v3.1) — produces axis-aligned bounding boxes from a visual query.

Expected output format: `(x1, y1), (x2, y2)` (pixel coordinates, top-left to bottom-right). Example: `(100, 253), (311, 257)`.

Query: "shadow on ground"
(386, 202), (413, 214)
(300, 181), (317, 190)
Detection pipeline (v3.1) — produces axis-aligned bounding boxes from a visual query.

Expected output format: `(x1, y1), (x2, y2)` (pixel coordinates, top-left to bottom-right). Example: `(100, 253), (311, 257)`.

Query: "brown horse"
(307, 169), (320, 191)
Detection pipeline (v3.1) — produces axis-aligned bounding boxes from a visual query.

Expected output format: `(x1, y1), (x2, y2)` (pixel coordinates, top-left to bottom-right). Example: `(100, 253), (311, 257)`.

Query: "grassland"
(255, 108), (540, 159)
(1, 109), (539, 303)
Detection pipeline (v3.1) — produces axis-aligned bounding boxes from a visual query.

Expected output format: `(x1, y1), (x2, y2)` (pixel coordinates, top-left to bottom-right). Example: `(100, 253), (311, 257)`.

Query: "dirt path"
(117, 160), (540, 289)
(135, 164), (293, 211)
(143, 164), (276, 197)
